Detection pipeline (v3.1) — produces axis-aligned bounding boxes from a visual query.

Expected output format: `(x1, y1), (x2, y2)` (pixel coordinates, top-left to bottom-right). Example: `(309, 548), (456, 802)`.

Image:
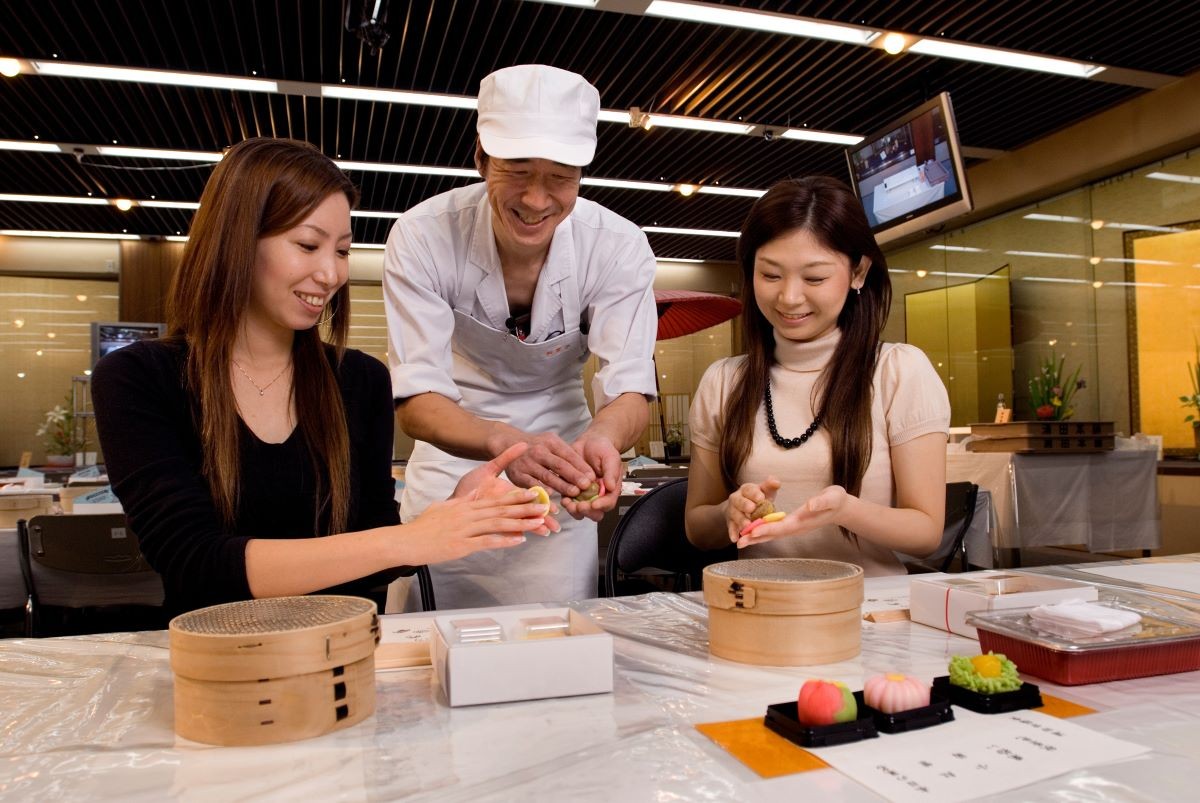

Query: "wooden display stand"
(966, 421), (1115, 453)
(703, 559), (863, 666)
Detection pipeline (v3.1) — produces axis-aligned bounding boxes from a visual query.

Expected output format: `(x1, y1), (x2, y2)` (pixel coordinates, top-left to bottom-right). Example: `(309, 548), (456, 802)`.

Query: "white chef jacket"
(383, 182), (658, 608)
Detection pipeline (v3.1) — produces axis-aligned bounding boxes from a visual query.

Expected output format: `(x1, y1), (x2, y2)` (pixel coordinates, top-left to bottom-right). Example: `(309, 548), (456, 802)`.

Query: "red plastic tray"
(967, 599), (1200, 686)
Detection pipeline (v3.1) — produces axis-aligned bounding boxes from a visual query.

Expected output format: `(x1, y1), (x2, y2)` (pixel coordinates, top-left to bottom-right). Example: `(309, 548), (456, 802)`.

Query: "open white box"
(429, 607), (613, 707)
(910, 571), (1098, 639)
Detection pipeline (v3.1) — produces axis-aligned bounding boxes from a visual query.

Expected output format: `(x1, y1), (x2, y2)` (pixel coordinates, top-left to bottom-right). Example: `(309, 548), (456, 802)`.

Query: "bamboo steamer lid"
(169, 596), (380, 746)
(169, 595), (379, 681)
(702, 559), (864, 666)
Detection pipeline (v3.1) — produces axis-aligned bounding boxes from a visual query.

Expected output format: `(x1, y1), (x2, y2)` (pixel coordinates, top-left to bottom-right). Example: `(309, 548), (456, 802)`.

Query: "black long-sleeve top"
(92, 338), (403, 616)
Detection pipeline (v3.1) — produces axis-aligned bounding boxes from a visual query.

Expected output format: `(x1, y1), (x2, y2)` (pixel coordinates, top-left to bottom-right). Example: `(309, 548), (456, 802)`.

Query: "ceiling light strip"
(0, 140), (772, 198)
(1145, 172), (1200, 185)
(0, 229), (140, 240)
(322, 85), (476, 109)
(779, 129), (864, 146)
(0, 139), (62, 153)
(0, 193), (108, 206)
(906, 40), (1103, 79)
(645, 0), (877, 45)
(31, 60), (278, 92)
(642, 226), (740, 238)
(98, 145), (223, 162)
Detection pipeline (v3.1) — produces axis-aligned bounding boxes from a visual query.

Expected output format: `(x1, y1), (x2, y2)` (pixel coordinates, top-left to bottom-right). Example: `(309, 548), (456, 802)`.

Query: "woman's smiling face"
(752, 227), (864, 343)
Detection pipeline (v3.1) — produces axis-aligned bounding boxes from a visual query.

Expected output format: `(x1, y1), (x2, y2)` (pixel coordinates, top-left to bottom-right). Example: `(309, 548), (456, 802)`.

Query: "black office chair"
(603, 478), (737, 597)
(18, 514), (166, 637)
(414, 565), (436, 611)
(905, 482), (980, 574)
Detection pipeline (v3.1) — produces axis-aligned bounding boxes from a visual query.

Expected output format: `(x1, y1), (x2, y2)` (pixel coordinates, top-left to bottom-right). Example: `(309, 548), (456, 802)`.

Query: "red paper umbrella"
(654, 290), (743, 341)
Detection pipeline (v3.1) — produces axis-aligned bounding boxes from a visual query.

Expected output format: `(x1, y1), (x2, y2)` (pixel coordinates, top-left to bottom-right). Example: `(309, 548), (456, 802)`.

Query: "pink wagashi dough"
(862, 673), (931, 714)
(796, 679), (857, 727)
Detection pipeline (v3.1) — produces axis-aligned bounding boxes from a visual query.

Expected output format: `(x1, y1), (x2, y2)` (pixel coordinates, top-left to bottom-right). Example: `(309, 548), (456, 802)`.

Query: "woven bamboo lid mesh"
(706, 558), (862, 583)
(169, 595), (379, 682)
(171, 595), (375, 635)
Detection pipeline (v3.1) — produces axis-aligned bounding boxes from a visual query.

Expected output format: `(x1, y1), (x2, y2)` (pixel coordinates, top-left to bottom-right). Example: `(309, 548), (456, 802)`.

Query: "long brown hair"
(721, 177), (892, 536)
(166, 137), (359, 534)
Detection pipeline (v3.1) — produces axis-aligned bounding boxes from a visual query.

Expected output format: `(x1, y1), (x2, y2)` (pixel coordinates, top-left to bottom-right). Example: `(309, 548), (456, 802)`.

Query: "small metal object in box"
(967, 596), (1200, 685)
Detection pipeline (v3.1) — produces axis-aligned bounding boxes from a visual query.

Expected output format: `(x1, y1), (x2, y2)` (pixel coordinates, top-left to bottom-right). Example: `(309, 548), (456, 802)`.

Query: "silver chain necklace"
(232, 359), (290, 396)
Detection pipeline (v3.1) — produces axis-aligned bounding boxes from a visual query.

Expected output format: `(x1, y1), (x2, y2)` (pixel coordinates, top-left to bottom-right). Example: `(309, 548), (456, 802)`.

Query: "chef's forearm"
(580, 393), (650, 453)
(395, 392), (523, 461)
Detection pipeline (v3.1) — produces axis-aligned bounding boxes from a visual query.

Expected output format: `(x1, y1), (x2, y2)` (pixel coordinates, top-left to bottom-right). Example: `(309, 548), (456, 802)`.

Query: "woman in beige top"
(685, 177), (950, 575)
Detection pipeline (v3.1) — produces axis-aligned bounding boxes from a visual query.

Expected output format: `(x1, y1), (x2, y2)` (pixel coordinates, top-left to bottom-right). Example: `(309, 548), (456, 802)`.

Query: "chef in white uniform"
(383, 64), (658, 609)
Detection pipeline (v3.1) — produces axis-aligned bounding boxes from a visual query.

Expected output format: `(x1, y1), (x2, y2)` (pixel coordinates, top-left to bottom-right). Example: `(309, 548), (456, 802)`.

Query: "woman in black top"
(93, 138), (553, 616)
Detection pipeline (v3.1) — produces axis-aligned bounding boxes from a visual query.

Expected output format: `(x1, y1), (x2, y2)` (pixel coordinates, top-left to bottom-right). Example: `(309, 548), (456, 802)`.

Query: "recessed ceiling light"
(881, 33), (907, 55)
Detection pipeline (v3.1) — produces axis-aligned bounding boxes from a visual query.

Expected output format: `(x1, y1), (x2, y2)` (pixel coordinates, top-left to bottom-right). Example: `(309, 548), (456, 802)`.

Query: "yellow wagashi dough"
(970, 653), (1003, 678)
(762, 511), (787, 523)
(528, 486), (551, 507)
(570, 480), (605, 502)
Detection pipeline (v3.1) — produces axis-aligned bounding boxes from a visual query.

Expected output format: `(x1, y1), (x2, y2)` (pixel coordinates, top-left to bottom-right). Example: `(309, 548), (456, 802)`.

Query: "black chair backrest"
(603, 478), (736, 596)
(936, 481), (980, 572)
(23, 514), (152, 574)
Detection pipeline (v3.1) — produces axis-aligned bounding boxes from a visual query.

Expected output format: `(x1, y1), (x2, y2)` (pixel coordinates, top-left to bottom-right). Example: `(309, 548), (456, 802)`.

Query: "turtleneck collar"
(773, 326), (841, 372)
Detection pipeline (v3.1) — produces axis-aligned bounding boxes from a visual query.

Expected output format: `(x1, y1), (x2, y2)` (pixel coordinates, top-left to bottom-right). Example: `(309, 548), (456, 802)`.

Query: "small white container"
(910, 571), (1098, 639)
(430, 607), (612, 707)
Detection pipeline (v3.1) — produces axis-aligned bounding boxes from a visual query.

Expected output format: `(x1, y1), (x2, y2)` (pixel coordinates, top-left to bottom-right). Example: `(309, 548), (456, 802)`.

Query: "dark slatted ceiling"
(0, 0), (1197, 261)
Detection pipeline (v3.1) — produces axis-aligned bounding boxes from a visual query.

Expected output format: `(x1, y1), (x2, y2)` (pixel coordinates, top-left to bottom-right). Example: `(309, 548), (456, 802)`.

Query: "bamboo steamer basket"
(169, 595), (379, 746)
(702, 559), (864, 666)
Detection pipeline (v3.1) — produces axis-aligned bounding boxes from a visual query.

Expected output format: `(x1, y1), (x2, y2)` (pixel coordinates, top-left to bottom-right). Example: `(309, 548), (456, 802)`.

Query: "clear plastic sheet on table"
(1, 586), (1199, 801)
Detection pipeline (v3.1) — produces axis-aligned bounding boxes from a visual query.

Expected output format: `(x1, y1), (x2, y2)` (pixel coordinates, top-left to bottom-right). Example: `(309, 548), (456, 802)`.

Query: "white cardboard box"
(430, 607), (613, 707)
(910, 571), (1098, 639)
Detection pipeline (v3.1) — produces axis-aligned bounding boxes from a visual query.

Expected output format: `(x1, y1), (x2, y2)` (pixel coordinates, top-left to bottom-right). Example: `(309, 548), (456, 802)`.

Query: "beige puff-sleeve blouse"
(689, 328), (950, 576)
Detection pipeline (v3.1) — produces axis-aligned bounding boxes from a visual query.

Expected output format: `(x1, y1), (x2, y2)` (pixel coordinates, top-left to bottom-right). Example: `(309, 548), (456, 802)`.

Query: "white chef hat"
(476, 65), (600, 167)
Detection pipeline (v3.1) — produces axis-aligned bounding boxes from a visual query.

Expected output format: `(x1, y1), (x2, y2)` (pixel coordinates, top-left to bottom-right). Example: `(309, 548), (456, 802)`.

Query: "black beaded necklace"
(764, 379), (821, 449)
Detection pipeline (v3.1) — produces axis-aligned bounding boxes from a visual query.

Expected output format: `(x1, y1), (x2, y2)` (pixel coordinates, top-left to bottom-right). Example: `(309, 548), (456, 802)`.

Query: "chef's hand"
(491, 431), (595, 502)
(561, 434), (622, 522)
(726, 476), (781, 544)
(735, 485), (848, 548)
(452, 442), (560, 535)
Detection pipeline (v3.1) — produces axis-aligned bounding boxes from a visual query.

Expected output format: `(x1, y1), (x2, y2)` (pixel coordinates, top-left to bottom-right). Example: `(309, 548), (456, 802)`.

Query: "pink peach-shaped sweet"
(863, 673), (931, 714)
(796, 679), (857, 726)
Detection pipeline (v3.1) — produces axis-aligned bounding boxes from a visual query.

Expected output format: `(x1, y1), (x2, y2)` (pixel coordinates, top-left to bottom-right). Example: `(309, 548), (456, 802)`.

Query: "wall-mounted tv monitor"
(845, 92), (972, 245)
(90, 321), (165, 367)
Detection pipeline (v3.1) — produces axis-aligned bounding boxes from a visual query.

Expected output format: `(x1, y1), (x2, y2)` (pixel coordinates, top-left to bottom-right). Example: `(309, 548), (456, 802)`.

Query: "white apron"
(401, 254), (597, 610)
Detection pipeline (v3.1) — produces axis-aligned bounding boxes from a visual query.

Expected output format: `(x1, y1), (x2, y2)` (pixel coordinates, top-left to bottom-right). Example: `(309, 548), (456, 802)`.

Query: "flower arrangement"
(665, 425), (684, 447)
(36, 395), (87, 457)
(1028, 353), (1085, 421)
(1182, 339), (1200, 427)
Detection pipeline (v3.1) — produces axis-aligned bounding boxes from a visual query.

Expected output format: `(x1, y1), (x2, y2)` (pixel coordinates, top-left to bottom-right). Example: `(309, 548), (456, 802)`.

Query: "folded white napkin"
(1029, 599), (1141, 635)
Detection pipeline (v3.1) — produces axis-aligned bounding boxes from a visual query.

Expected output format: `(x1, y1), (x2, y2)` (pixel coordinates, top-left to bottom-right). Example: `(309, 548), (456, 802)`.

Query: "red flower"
(1036, 404), (1055, 419)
